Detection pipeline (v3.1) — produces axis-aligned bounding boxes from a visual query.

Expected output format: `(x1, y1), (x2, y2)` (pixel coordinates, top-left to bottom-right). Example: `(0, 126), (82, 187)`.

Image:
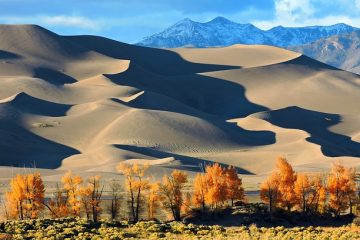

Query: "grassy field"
(0, 218), (359, 240)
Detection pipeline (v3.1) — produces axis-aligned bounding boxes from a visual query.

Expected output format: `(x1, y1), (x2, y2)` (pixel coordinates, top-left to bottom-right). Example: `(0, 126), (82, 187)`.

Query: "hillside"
(289, 30), (360, 74)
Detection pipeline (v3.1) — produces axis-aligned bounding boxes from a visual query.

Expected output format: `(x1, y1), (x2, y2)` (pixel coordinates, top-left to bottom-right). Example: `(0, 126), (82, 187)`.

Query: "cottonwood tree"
(260, 171), (280, 219)
(147, 182), (160, 220)
(225, 166), (245, 206)
(294, 173), (326, 214)
(328, 162), (356, 216)
(193, 173), (207, 213)
(117, 162), (149, 222)
(62, 171), (83, 216)
(107, 180), (122, 221)
(159, 170), (188, 221)
(204, 163), (227, 209)
(275, 157), (297, 211)
(82, 176), (103, 222)
(46, 183), (69, 218)
(5, 173), (45, 220)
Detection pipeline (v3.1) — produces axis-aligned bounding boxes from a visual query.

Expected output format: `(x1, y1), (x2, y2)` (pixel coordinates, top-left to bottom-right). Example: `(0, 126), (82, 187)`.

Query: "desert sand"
(0, 24), (359, 185)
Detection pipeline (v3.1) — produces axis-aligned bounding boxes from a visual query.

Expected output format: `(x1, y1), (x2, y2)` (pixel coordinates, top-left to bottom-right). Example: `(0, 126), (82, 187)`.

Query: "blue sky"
(0, 0), (360, 43)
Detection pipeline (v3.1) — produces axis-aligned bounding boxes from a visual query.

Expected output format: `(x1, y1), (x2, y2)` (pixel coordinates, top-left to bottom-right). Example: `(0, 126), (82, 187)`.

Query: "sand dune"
(0, 24), (359, 181)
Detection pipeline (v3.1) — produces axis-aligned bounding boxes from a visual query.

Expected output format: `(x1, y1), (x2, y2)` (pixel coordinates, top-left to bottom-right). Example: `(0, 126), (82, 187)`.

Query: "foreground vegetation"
(0, 217), (360, 240)
(0, 157), (359, 238)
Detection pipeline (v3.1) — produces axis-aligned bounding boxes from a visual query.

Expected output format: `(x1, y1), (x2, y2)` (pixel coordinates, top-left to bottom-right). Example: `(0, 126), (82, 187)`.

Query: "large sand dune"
(0, 24), (359, 182)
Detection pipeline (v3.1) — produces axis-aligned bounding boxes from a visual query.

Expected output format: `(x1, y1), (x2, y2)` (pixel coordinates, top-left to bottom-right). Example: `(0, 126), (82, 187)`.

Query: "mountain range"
(137, 17), (360, 74)
(137, 17), (358, 48)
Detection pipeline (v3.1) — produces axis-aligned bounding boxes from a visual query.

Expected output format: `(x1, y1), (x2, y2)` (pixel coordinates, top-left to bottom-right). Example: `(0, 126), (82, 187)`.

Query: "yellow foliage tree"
(5, 173), (45, 220)
(159, 170), (188, 221)
(294, 173), (326, 214)
(225, 166), (245, 206)
(260, 171), (280, 218)
(47, 183), (69, 218)
(80, 176), (103, 222)
(204, 163), (227, 209)
(117, 162), (149, 222)
(328, 162), (356, 216)
(192, 173), (207, 212)
(275, 157), (297, 211)
(147, 182), (160, 220)
(61, 171), (83, 216)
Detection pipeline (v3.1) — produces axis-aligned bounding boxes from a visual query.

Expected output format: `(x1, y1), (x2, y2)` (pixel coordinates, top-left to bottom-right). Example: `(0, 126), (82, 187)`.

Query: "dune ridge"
(0, 24), (359, 180)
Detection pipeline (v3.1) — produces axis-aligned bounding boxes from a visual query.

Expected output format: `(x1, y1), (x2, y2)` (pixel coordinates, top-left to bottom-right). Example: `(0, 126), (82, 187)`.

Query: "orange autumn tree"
(61, 171), (83, 217)
(193, 173), (208, 212)
(275, 157), (297, 211)
(159, 170), (188, 221)
(147, 182), (160, 220)
(117, 162), (149, 222)
(225, 166), (245, 206)
(328, 162), (356, 216)
(308, 174), (327, 213)
(260, 171), (280, 218)
(47, 183), (69, 218)
(80, 176), (103, 222)
(294, 173), (326, 214)
(204, 163), (227, 209)
(5, 173), (45, 220)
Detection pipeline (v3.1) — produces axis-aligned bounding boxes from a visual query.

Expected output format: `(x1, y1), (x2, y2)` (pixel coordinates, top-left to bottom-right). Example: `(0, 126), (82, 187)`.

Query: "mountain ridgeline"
(137, 17), (358, 48)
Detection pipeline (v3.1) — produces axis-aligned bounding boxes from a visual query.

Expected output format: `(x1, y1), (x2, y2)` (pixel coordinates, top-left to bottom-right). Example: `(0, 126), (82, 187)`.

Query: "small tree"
(225, 166), (245, 206)
(62, 171), (83, 217)
(260, 171), (280, 219)
(275, 157), (297, 211)
(107, 180), (122, 221)
(147, 182), (160, 220)
(193, 173), (207, 213)
(204, 163), (227, 209)
(46, 183), (69, 218)
(89, 176), (103, 222)
(79, 185), (92, 219)
(5, 173), (45, 220)
(294, 173), (326, 214)
(159, 170), (188, 221)
(117, 162), (149, 222)
(328, 162), (356, 216)
(294, 173), (311, 213)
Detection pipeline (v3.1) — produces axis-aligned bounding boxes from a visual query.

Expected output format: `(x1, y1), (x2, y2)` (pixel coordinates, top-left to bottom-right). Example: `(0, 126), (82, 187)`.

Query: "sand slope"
(0, 24), (359, 180)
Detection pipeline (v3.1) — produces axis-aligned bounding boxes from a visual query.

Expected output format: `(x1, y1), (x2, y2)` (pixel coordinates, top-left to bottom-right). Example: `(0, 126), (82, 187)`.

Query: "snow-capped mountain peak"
(137, 17), (358, 48)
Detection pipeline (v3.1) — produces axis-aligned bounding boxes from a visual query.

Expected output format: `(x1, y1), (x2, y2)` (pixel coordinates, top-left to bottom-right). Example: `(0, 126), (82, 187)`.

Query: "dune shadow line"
(115, 144), (254, 175)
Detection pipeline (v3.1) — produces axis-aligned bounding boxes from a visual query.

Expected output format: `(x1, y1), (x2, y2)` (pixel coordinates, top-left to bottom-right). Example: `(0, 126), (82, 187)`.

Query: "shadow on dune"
(0, 92), (72, 117)
(112, 92), (275, 147)
(69, 35), (270, 119)
(0, 122), (79, 168)
(115, 144), (254, 174)
(259, 106), (360, 157)
(283, 55), (339, 71)
(0, 50), (22, 59)
(33, 67), (77, 84)
(107, 63), (269, 119)
(67, 35), (241, 76)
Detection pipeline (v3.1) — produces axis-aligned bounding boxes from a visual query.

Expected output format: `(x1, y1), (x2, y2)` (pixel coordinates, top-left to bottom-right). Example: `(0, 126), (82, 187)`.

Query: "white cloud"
(275, 0), (314, 22)
(0, 15), (101, 30)
(356, 0), (360, 9)
(253, 0), (360, 29)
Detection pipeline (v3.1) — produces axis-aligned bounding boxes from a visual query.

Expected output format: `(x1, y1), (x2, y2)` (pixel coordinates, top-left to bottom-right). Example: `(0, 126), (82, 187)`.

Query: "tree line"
(1, 158), (359, 223)
(260, 157), (358, 218)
